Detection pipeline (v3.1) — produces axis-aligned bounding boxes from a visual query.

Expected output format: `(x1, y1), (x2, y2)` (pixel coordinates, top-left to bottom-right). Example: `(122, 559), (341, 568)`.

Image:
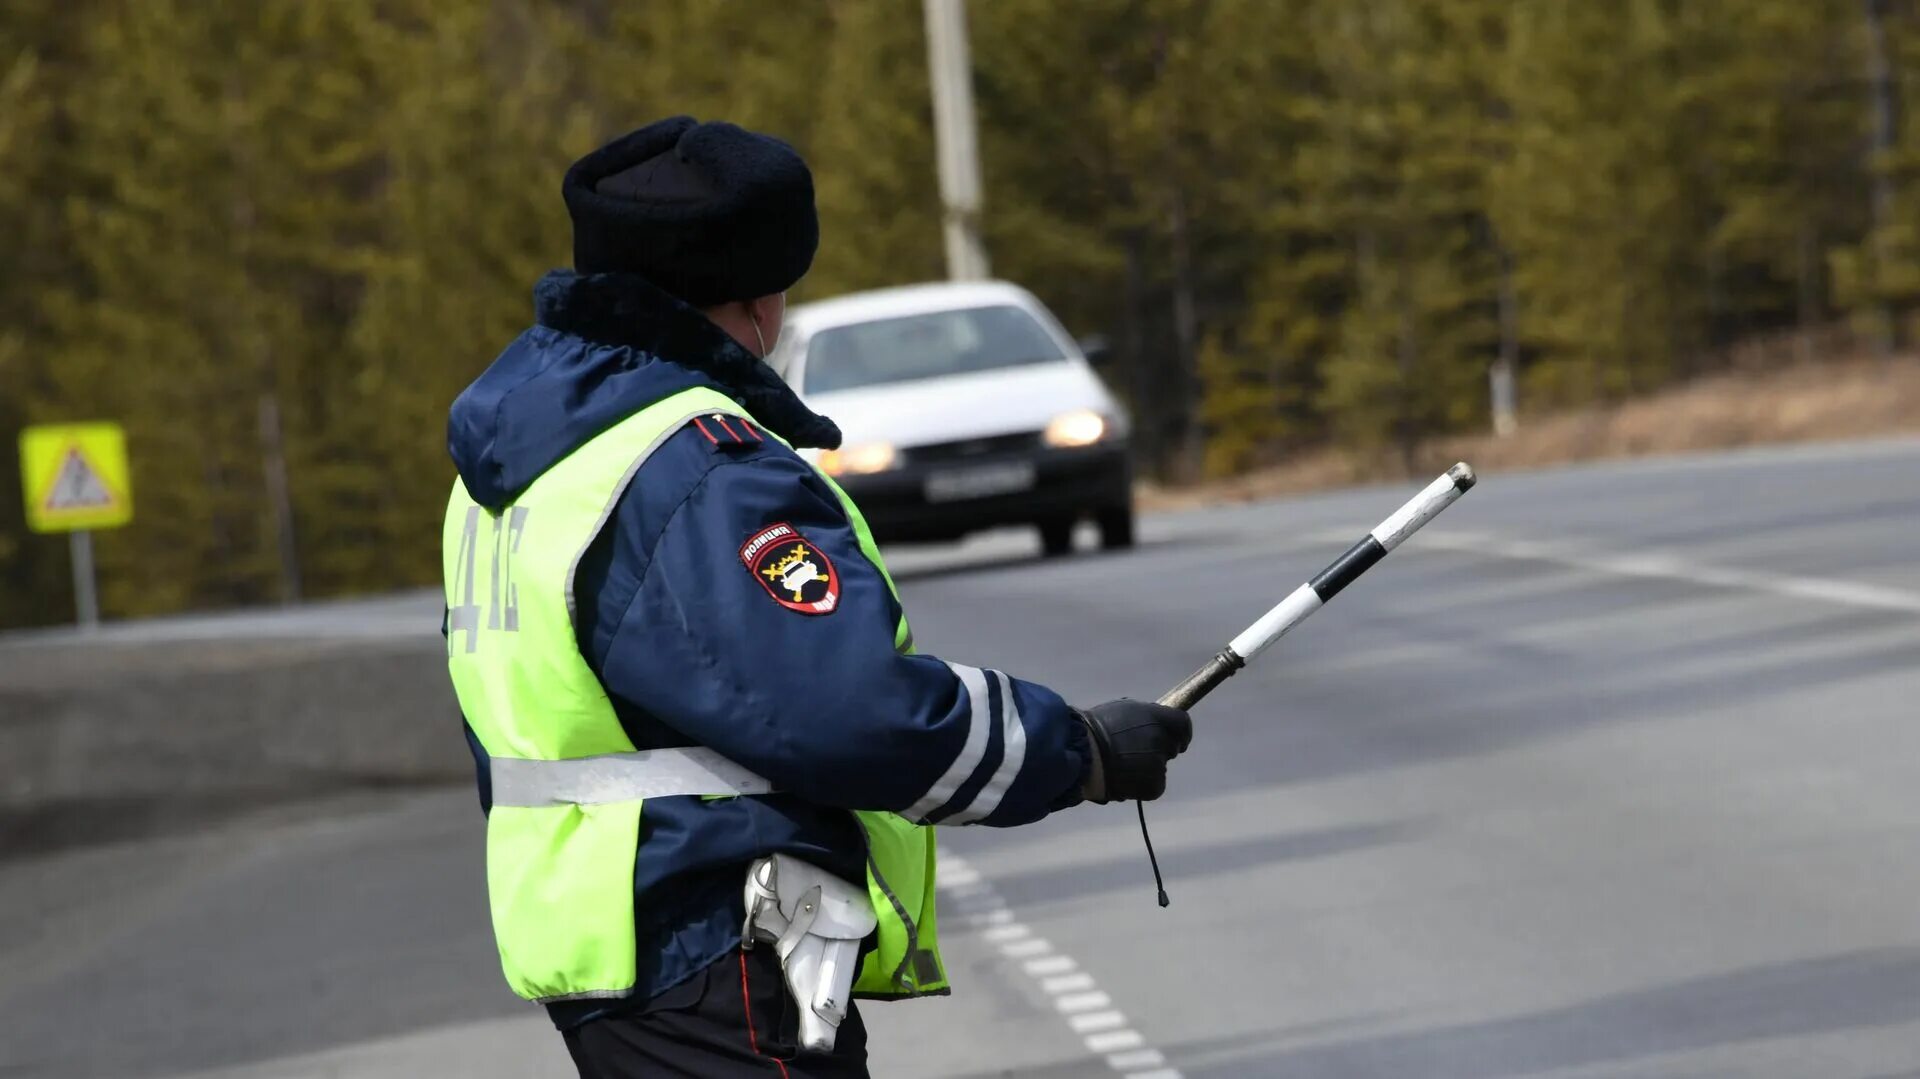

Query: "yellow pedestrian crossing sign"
(19, 422), (134, 533)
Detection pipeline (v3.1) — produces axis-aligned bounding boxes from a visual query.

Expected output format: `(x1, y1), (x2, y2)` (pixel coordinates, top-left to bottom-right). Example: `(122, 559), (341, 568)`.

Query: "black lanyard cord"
(1138, 801), (1170, 908)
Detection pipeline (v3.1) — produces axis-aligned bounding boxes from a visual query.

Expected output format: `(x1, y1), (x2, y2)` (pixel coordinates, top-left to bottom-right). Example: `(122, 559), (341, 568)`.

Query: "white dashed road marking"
(1396, 529), (1920, 615)
(1056, 991), (1114, 1013)
(1087, 1029), (1146, 1053)
(1042, 972), (1096, 994)
(939, 852), (1182, 1079)
(1069, 1011), (1128, 1034)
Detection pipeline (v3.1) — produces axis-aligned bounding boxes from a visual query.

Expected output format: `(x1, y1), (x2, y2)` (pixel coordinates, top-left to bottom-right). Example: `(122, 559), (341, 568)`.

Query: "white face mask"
(752, 317), (770, 359)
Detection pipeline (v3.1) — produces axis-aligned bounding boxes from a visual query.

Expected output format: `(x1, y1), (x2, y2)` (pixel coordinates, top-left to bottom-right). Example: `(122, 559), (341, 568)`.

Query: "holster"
(742, 854), (878, 1054)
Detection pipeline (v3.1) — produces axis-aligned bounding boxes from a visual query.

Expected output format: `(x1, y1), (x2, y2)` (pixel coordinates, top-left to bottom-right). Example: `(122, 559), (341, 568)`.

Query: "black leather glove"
(1077, 699), (1194, 804)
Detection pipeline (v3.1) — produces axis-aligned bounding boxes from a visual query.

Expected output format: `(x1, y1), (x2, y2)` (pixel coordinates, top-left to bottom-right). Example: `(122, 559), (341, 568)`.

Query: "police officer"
(442, 117), (1193, 1079)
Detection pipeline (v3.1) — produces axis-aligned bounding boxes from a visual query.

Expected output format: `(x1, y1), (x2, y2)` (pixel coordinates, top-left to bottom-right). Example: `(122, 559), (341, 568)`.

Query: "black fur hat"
(562, 117), (817, 306)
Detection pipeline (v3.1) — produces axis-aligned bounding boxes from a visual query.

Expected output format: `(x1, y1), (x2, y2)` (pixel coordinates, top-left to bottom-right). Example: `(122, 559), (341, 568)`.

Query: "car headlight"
(818, 442), (898, 476)
(1042, 410), (1110, 448)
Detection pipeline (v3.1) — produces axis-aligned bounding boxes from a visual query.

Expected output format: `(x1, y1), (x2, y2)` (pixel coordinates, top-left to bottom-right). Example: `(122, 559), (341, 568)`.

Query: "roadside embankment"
(0, 603), (463, 858)
(1144, 357), (1920, 511)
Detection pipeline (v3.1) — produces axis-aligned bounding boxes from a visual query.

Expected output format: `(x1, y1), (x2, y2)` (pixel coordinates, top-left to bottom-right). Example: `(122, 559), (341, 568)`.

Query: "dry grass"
(1141, 357), (1920, 511)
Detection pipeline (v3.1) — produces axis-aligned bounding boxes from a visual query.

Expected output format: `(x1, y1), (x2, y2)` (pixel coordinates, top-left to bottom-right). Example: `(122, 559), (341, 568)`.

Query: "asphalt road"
(4, 438), (1920, 1079)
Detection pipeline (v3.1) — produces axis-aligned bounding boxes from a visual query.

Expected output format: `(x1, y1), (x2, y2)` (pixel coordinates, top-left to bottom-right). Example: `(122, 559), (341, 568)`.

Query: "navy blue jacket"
(447, 271), (1092, 1027)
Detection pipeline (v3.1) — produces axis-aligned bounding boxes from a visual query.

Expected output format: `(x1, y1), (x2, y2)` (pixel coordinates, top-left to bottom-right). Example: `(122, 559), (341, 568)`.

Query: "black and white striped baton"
(1158, 462), (1478, 711)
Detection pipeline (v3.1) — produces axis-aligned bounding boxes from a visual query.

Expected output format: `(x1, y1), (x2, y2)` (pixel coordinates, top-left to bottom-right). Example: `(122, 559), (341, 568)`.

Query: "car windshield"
(803, 304), (1066, 395)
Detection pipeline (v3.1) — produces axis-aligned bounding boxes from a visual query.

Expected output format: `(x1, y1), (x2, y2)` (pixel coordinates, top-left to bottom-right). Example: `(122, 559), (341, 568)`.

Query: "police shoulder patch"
(741, 522), (840, 615)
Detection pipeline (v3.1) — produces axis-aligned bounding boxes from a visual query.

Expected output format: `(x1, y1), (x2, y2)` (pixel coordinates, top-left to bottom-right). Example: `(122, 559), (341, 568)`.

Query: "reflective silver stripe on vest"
(490, 747), (775, 807)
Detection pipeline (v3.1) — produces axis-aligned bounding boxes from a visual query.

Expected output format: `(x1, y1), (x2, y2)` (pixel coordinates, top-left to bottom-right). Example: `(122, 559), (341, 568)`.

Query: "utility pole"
(923, 0), (990, 281)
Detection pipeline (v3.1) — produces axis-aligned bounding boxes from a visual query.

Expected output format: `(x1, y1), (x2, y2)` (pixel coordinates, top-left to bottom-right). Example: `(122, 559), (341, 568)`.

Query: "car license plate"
(924, 462), (1037, 502)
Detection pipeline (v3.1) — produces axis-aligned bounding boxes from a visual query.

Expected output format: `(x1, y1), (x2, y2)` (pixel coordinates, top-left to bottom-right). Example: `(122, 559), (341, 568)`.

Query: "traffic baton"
(1158, 462), (1477, 711)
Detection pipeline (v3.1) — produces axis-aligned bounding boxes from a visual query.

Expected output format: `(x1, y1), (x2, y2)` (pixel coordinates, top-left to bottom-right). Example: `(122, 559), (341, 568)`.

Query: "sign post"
(18, 422), (134, 629)
(69, 529), (98, 628)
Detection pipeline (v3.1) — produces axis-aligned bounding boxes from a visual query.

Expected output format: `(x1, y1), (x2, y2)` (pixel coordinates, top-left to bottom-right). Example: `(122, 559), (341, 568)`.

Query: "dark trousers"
(564, 947), (871, 1078)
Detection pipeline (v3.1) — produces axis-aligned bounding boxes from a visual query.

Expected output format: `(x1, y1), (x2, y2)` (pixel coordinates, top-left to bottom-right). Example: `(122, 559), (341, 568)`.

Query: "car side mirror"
(1077, 334), (1113, 369)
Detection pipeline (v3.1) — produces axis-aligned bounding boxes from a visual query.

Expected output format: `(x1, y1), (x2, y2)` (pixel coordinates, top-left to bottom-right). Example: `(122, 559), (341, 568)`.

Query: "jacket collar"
(532, 270), (841, 449)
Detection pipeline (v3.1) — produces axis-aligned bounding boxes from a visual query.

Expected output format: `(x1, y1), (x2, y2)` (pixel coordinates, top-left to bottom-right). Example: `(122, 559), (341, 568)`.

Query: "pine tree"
(333, 0), (591, 596)
(584, 3), (834, 146)
(4, 0), (1917, 627)
(803, 1), (944, 298)
(0, 21), (57, 620)
(1188, 0), (1341, 475)
(1696, 0), (1864, 354)
(46, 1), (391, 616)
(0, 0), (109, 625)
(1490, 2), (1710, 405)
(1834, 1), (1920, 349)
(970, 0), (1272, 477)
(1280, 0), (1504, 465)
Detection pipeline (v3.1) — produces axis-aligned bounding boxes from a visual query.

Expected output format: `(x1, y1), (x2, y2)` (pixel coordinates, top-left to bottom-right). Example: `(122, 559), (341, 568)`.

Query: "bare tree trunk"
(1703, 237), (1725, 367)
(1865, 0), (1899, 356)
(1122, 230), (1155, 472)
(1395, 250), (1418, 476)
(258, 389), (302, 604)
(1796, 221), (1819, 366)
(1614, 271), (1635, 400)
(1167, 190), (1202, 482)
(228, 78), (302, 604)
(1492, 245), (1519, 436)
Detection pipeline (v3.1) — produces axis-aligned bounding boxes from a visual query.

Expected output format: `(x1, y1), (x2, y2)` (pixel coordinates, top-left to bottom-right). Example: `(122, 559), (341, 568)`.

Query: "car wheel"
(1098, 505), (1136, 551)
(1038, 517), (1075, 557)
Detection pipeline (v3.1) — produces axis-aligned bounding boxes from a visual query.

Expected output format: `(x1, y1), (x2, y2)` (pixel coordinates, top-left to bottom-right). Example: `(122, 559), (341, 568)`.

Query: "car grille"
(905, 431), (1044, 465)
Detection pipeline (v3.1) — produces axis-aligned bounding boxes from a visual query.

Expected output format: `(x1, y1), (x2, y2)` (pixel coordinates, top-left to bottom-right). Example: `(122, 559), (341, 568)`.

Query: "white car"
(772, 281), (1134, 555)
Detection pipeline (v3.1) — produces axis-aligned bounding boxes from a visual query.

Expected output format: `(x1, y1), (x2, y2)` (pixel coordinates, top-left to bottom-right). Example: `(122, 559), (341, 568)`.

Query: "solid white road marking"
(938, 853), (1182, 1078)
(1402, 530), (1920, 615)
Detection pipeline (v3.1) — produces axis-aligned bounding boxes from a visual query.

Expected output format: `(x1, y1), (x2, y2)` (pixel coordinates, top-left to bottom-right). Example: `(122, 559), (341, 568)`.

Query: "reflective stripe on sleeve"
(940, 669), (1028, 825)
(903, 662), (993, 821)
